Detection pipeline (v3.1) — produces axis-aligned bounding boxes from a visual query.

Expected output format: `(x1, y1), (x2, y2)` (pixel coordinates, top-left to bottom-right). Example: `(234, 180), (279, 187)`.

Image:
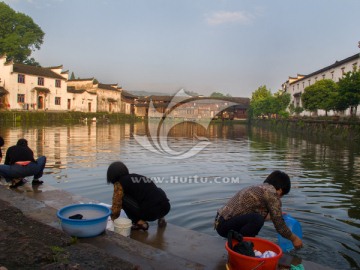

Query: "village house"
(66, 78), (97, 112)
(282, 53), (360, 116)
(120, 90), (137, 115)
(66, 79), (123, 113)
(0, 55), (68, 111)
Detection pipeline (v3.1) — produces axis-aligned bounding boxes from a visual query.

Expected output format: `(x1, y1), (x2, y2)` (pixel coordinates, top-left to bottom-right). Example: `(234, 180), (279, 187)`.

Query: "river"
(0, 121), (359, 269)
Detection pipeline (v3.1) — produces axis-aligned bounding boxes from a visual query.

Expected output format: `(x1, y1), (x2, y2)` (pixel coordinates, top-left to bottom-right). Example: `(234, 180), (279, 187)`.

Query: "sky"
(3, 0), (360, 98)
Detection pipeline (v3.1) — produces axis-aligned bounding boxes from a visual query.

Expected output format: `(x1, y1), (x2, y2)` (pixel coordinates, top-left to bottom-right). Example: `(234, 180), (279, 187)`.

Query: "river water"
(0, 121), (359, 269)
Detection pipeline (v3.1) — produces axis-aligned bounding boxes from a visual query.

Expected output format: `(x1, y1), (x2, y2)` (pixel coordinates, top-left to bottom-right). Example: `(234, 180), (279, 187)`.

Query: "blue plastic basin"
(57, 204), (111, 238)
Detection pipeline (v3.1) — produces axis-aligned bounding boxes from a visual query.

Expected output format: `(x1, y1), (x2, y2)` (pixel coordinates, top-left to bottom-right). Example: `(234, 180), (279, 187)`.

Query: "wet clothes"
(111, 173), (170, 223)
(216, 183), (292, 239)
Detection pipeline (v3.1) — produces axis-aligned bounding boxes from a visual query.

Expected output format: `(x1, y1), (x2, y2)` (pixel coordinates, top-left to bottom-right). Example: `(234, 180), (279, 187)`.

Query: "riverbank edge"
(0, 111), (140, 124)
(0, 184), (206, 270)
(250, 118), (360, 141)
(0, 182), (335, 270)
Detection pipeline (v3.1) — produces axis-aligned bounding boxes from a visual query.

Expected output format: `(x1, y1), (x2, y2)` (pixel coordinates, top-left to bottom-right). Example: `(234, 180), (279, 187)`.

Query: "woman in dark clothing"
(0, 138), (46, 188)
(107, 161), (170, 231)
(0, 136), (4, 163)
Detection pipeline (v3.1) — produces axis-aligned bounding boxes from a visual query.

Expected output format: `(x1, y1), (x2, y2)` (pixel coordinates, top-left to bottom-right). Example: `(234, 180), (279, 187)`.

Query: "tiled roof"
(0, 87), (9, 95)
(121, 90), (137, 99)
(97, 83), (120, 91)
(13, 63), (66, 80)
(137, 95), (250, 106)
(67, 86), (86, 93)
(68, 78), (94, 82)
(289, 53), (360, 85)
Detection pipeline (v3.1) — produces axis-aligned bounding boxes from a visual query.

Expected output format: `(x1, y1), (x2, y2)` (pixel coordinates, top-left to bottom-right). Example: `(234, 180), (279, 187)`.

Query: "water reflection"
(0, 122), (359, 269)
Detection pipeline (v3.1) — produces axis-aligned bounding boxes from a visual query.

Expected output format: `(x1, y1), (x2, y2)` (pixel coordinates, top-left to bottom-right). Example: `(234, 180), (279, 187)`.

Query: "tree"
(337, 69), (360, 116)
(251, 85), (272, 103)
(0, 2), (44, 63)
(184, 90), (200, 96)
(250, 86), (272, 118)
(210, 91), (231, 97)
(273, 90), (291, 115)
(23, 57), (41, 67)
(301, 84), (318, 114)
(70, 72), (76, 80)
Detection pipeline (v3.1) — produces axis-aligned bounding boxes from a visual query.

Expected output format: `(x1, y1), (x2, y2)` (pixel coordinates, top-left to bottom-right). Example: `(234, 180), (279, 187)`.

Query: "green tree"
(250, 86), (272, 118)
(210, 91), (231, 97)
(301, 84), (318, 114)
(302, 79), (338, 116)
(301, 80), (338, 115)
(70, 72), (75, 80)
(273, 90), (291, 115)
(251, 85), (271, 102)
(183, 90), (200, 96)
(0, 2), (44, 63)
(337, 69), (360, 116)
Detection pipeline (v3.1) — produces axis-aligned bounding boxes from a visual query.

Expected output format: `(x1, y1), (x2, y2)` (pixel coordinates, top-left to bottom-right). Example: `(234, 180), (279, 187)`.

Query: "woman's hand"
(290, 233), (303, 249)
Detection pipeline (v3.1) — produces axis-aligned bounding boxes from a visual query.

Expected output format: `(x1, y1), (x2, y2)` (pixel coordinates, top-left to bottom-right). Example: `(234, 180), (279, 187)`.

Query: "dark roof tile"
(13, 63), (66, 80)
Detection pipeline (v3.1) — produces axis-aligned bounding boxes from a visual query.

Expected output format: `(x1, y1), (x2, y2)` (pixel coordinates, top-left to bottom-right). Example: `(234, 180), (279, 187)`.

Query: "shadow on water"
(0, 122), (359, 269)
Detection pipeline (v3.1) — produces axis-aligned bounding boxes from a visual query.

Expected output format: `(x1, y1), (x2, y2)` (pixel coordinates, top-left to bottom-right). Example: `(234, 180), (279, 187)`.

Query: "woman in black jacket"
(0, 138), (46, 188)
(107, 161), (170, 230)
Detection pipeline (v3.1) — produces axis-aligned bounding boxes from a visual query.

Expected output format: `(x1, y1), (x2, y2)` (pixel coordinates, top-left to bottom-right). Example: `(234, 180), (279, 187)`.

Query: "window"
(55, 97), (61, 105)
(308, 79), (311, 86)
(38, 77), (44, 86)
(331, 71), (334, 79)
(341, 67), (345, 75)
(55, 79), (61, 88)
(353, 63), (358, 71)
(17, 94), (25, 103)
(322, 74), (325, 79)
(18, 74), (25, 83)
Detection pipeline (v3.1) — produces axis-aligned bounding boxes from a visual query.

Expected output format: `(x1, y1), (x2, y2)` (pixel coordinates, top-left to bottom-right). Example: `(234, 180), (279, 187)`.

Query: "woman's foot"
(158, 218), (167, 228)
(9, 179), (26, 188)
(32, 179), (44, 185)
(131, 221), (149, 231)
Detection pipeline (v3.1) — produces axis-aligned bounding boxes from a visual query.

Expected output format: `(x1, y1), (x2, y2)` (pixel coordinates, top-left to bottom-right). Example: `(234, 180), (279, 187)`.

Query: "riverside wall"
(0, 111), (139, 124)
(250, 118), (360, 141)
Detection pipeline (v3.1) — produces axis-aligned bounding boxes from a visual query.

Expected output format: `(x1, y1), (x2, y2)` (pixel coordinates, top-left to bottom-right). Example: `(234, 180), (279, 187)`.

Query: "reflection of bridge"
(134, 96), (250, 120)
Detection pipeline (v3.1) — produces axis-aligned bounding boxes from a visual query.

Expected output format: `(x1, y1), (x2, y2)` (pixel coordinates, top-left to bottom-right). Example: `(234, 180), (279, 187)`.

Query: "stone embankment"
(251, 118), (360, 141)
(0, 182), (334, 270)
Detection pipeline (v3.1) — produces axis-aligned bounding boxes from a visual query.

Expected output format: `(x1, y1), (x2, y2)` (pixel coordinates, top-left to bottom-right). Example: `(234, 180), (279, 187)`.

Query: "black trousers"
(216, 213), (265, 238)
(123, 189), (170, 223)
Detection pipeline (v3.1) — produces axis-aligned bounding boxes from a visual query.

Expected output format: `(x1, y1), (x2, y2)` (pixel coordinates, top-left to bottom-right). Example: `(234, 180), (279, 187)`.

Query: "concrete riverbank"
(0, 181), (334, 270)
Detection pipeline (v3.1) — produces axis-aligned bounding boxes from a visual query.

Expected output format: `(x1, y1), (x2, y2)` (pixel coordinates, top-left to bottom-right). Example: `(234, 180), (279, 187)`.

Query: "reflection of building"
(0, 55), (68, 111)
(134, 96), (250, 120)
(282, 53), (360, 116)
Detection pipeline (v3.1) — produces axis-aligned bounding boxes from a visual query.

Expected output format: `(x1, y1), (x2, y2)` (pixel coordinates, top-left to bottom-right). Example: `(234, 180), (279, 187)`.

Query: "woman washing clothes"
(0, 138), (46, 188)
(107, 161), (170, 231)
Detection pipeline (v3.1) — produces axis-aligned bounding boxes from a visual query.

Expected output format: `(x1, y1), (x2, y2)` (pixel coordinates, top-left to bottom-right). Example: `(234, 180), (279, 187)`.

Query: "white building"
(67, 78), (97, 112)
(67, 79), (122, 113)
(282, 53), (360, 116)
(0, 55), (68, 111)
